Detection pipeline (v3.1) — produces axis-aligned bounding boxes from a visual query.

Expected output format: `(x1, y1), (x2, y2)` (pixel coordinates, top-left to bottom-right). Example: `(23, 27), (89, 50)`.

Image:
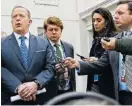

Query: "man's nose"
(16, 16), (21, 21)
(52, 29), (56, 33)
(94, 22), (98, 26)
(114, 13), (118, 19)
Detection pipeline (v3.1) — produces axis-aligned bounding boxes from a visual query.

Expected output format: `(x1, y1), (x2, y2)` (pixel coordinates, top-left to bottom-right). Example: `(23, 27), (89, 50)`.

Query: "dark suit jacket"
(116, 37), (132, 55)
(87, 32), (117, 98)
(78, 32), (124, 101)
(47, 39), (76, 91)
(1, 33), (56, 102)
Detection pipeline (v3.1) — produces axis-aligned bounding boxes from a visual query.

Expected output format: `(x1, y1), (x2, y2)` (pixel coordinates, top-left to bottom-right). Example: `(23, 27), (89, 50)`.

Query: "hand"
(55, 63), (66, 73)
(82, 57), (98, 62)
(18, 82), (38, 99)
(56, 63), (61, 70)
(22, 94), (36, 101)
(64, 57), (80, 69)
(101, 38), (116, 50)
(17, 84), (30, 100)
(23, 81), (38, 96)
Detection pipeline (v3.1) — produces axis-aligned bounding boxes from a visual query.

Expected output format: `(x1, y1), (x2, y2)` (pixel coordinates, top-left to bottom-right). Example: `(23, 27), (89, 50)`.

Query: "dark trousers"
(12, 93), (49, 105)
(1, 91), (12, 105)
(57, 88), (72, 95)
(119, 91), (132, 105)
(2, 92), (54, 105)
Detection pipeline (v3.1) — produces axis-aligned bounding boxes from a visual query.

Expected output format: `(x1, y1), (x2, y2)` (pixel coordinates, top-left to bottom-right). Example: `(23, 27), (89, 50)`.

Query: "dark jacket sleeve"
(115, 38), (132, 55)
(79, 51), (110, 75)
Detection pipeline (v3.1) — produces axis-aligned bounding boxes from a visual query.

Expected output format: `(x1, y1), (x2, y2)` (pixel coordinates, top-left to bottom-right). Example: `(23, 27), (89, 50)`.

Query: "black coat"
(87, 32), (117, 99)
(82, 32), (126, 101)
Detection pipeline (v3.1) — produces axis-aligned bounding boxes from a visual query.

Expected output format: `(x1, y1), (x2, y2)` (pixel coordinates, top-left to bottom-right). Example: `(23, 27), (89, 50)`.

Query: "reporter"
(84, 8), (117, 98)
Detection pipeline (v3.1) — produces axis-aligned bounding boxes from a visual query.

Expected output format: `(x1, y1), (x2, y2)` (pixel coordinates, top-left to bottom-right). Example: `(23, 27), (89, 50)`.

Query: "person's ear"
(44, 30), (46, 34)
(29, 19), (32, 24)
(130, 14), (132, 21)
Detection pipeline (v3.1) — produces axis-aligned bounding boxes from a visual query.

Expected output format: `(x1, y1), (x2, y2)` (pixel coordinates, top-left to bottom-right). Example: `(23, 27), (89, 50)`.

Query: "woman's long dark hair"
(90, 8), (117, 58)
(92, 8), (117, 38)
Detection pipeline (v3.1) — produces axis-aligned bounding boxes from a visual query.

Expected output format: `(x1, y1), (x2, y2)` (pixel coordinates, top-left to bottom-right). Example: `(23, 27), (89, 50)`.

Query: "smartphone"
(103, 37), (110, 42)
(76, 54), (86, 59)
(56, 56), (65, 63)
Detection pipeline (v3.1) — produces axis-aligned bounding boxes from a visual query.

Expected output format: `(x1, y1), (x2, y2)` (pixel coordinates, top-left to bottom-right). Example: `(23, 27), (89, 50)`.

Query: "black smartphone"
(103, 37), (110, 42)
(76, 54), (86, 59)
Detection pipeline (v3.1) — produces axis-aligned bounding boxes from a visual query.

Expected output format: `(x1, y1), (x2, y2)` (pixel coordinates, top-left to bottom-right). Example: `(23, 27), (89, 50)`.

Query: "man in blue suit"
(1, 6), (55, 105)
(64, 1), (132, 105)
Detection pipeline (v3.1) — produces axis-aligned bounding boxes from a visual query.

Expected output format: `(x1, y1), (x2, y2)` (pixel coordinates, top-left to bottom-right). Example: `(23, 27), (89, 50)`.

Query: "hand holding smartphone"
(103, 37), (110, 42)
(76, 54), (86, 60)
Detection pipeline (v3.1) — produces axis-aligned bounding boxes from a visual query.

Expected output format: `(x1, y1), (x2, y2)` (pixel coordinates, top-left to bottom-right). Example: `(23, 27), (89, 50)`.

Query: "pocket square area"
(35, 50), (46, 52)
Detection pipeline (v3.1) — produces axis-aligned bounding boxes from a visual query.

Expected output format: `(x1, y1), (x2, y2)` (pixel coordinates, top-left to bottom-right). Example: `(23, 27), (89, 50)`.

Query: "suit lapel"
(47, 38), (58, 62)
(27, 35), (37, 69)
(110, 51), (119, 75)
(114, 51), (119, 75)
(9, 33), (25, 69)
(61, 41), (69, 57)
(61, 41), (75, 89)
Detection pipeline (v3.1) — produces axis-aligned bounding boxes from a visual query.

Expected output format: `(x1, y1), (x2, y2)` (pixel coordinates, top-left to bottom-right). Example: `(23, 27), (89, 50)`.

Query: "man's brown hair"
(117, 0), (132, 14)
(44, 16), (63, 31)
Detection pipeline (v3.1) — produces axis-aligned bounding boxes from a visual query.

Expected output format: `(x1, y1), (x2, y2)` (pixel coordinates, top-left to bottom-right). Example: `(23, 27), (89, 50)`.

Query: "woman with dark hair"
(83, 8), (117, 99)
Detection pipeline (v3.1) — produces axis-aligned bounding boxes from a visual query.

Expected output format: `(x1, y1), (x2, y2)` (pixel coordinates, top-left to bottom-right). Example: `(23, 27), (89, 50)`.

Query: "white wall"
(1, 0), (79, 42)
(1, 0), (82, 59)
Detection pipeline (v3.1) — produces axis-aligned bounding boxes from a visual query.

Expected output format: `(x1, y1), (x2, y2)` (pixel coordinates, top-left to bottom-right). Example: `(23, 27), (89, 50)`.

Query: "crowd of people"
(1, 0), (132, 105)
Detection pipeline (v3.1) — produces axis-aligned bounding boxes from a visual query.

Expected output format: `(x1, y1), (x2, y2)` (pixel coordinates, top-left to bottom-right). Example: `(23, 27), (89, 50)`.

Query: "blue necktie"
(19, 36), (28, 68)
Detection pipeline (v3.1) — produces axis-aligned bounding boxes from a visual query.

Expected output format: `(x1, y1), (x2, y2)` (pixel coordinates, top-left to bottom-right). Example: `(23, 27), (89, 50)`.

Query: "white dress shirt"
(14, 32), (30, 48)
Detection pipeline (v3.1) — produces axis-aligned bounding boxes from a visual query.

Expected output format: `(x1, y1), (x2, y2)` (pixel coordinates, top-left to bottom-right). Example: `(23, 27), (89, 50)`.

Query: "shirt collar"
(48, 39), (61, 47)
(14, 32), (30, 40)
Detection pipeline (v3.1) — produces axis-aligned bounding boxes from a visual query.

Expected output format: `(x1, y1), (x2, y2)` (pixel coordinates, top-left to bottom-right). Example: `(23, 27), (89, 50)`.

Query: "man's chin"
(51, 39), (58, 43)
(95, 29), (100, 32)
(15, 28), (22, 32)
(15, 29), (25, 35)
(115, 24), (121, 28)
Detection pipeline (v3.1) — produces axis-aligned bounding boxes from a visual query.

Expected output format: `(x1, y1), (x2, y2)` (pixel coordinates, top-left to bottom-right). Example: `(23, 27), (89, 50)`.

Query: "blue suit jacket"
(1, 33), (55, 94)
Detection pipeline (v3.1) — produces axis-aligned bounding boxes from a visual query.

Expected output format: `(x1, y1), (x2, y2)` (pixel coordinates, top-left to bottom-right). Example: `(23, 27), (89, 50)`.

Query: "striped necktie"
(54, 44), (68, 89)
(54, 44), (62, 62)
